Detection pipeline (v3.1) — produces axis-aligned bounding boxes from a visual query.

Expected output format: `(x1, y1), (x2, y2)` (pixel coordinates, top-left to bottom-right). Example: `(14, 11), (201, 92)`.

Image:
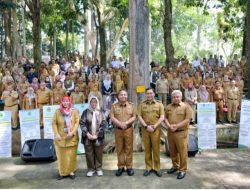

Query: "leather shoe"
(69, 174), (75, 180)
(154, 170), (162, 177)
(232, 121), (238, 124)
(167, 168), (178, 174)
(177, 172), (186, 179)
(57, 175), (64, 180)
(115, 168), (125, 176)
(127, 168), (134, 176)
(143, 170), (151, 176)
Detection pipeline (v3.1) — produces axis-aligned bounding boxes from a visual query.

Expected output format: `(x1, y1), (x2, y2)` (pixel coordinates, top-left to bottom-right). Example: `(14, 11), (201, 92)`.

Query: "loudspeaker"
(21, 139), (57, 162)
(165, 134), (198, 157)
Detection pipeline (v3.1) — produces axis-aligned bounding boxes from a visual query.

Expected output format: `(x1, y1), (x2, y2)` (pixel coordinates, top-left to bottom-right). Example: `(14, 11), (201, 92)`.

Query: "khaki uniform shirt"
(193, 77), (202, 89)
(212, 87), (224, 101)
(88, 81), (99, 92)
(170, 78), (181, 90)
(222, 81), (230, 92)
(2, 90), (18, 106)
(156, 79), (169, 94)
(138, 99), (164, 125)
(165, 102), (192, 130)
(52, 109), (79, 147)
(110, 101), (136, 127)
(226, 87), (240, 101)
(36, 89), (53, 104)
(114, 80), (124, 93)
(70, 92), (85, 104)
(53, 88), (66, 105)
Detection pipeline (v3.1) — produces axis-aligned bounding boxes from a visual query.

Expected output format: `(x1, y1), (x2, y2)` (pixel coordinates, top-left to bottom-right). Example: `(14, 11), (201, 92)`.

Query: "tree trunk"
(1, 13), (4, 59)
(128, 0), (150, 106)
(66, 19), (69, 55)
(96, 6), (107, 68)
(93, 11), (99, 59)
(31, 0), (41, 67)
(106, 18), (128, 61)
(83, 8), (89, 56)
(53, 25), (56, 59)
(3, 1), (11, 57)
(196, 7), (201, 55)
(12, 0), (21, 58)
(71, 21), (74, 50)
(246, 0), (250, 98)
(21, 0), (26, 57)
(163, 0), (175, 67)
(242, 17), (247, 57)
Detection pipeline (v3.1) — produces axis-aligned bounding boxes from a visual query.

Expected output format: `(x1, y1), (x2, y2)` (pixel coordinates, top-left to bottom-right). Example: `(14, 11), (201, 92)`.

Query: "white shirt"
(192, 59), (201, 68)
(111, 60), (119, 68)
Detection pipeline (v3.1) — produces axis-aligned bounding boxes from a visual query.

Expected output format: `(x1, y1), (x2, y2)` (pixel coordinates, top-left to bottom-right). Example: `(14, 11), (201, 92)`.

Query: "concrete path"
(1, 149), (250, 189)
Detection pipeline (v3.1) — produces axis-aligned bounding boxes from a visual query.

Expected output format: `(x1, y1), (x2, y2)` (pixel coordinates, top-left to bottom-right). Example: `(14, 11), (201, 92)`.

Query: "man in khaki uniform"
(37, 81), (53, 127)
(110, 90), (136, 176)
(1, 85), (19, 129)
(226, 80), (240, 123)
(52, 81), (66, 105)
(165, 90), (192, 179)
(169, 72), (181, 93)
(156, 73), (169, 107)
(211, 81), (225, 124)
(138, 88), (164, 177)
(70, 85), (86, 104)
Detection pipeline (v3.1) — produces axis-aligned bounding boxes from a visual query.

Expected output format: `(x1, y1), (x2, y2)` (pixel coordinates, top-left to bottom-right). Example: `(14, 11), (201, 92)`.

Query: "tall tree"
(3, 0), (12, 57)
(163, 0), (175, 67)
(128, 0), (149, 105)
(25, 0), (42, 66)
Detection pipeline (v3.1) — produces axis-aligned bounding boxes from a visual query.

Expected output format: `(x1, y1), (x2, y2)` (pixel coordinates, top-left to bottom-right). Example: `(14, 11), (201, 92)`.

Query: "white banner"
(19, 109), (41, 147)
(74, 103), (88, 154)
(0, 111), (12, 157)
(197, 103), (217, 150)
(43, 105), (59, 139)
(239, 100), (250, 148)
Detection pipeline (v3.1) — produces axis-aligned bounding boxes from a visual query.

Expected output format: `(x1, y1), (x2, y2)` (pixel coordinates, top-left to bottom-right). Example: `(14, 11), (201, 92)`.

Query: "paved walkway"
(1, 149), (250, 189)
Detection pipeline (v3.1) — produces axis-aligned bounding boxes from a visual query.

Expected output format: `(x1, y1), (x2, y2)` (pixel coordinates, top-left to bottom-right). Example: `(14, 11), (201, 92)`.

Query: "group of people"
(0, 52), (246, 181)
(151, 54), (245, 124)
(53, 88), (191, 180)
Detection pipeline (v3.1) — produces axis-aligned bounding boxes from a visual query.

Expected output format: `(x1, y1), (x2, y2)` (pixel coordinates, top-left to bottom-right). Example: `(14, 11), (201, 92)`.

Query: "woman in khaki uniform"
(1, 85), (19, 129)
(52, 96), (79, 180)
(23, 87), (37, 110)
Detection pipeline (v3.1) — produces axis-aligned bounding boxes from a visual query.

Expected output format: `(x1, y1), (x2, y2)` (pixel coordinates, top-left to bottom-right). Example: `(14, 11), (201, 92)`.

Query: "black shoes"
(232, 121), (238, 124)
(127, 168), (134, 176)
(57, 175), (64, 180)
(154, 170), (162, 177)
(115, 168), (125, 176)
(143, 170), (151, 176)
(177, 172), (186, 179)
(167, 168), (178, 174)
(69, 174), (75, 180)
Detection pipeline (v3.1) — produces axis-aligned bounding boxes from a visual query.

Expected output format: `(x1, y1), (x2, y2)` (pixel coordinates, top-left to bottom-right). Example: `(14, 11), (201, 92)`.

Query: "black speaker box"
(21, 139), (57, 162)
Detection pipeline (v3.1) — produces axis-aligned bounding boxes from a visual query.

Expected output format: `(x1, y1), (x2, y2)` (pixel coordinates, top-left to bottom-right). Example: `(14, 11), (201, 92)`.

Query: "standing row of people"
(52, 88), (192, 180)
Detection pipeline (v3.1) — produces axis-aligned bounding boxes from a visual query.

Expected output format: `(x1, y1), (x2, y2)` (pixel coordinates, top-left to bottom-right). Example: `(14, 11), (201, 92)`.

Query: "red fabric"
(59, 96), (73, 115)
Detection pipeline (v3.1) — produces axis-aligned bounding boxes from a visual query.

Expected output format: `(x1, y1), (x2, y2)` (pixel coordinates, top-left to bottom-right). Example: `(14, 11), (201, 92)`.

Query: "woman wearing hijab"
(52, 96), (79, 180)
(80, 96), (106, 177)
(197, 85), (210, 102)
(101, 74), (113, 110)
(22, 86), (37, 110)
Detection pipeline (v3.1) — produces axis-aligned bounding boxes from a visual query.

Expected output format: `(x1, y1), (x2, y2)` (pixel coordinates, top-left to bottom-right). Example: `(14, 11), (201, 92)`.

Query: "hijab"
(88, 96), (100, 135)
(60, 96), (73, 130)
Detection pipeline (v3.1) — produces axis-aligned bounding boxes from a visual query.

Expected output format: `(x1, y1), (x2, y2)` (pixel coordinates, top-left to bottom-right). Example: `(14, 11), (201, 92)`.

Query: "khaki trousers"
(141, 127), (161, 171)
(4, 105), (18, 128)
(227, 99), (238, 122)
(85, 144), (103, 171)
(167, 130), (188, 172)
(215, 100), (224, 122)
(115, 127), (133, 169)
(38, 103), (49, 127)
(158, 93), (167, 107)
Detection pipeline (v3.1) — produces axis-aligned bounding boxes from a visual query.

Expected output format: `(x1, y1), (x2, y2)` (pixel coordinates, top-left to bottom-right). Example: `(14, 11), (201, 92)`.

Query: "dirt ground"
(1, 149), (250, 189)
